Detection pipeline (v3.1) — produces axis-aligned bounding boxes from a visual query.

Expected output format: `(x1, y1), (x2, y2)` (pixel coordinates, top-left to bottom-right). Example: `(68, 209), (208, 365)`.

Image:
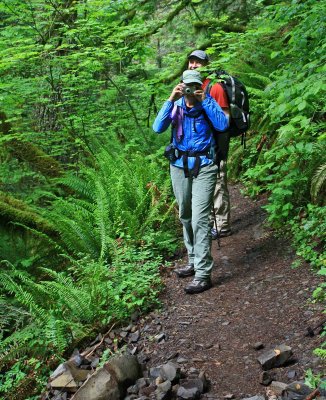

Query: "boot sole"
(174, 270), (195, 278)
(184, 283), (212, 294)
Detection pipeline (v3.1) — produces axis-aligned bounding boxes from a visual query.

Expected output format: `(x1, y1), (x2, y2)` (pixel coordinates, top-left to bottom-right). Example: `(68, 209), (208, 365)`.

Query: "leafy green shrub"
(0, 244), (162, 396)
(289, 205), (326, 270)
(43, 148), (177, 261)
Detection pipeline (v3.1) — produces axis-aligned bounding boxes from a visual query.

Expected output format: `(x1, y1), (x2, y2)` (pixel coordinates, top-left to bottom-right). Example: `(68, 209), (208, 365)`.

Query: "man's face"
(188, 56), (207, 70)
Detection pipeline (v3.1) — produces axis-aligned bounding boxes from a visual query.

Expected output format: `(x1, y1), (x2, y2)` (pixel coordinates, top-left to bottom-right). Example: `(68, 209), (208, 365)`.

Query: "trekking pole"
(212, 206), (221, 249)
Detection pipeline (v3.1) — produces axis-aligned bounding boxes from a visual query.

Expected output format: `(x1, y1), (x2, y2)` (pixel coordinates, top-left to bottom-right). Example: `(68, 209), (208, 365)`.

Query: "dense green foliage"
(0, 0), (325, 397)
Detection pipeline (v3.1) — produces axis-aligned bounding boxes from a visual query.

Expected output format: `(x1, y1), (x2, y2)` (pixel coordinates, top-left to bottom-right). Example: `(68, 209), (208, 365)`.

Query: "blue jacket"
(153, 96), (228, 170)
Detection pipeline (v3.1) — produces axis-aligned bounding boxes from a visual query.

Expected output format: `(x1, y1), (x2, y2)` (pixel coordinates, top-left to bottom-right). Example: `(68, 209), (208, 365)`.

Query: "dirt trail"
(143, 184), (324, 397)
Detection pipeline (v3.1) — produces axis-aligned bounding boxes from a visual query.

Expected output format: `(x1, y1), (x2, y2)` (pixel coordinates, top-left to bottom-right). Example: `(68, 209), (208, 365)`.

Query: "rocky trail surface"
(141, 184), (324, 397)
(44, 184), (325, 400)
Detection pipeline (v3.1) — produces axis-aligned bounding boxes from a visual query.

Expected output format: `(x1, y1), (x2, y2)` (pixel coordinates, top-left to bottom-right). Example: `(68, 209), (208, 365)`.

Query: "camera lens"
(185, 87), (192, 94)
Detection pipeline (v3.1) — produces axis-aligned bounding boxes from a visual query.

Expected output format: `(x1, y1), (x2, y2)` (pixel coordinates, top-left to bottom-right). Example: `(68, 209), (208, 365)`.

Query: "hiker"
(152, 69), (228, 294)
(188, 50), (232, 239)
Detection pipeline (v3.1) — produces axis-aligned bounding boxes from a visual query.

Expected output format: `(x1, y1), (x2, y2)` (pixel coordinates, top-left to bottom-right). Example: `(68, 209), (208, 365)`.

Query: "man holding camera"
(153, 70), (228, 294)
(188, 50), (232, 239)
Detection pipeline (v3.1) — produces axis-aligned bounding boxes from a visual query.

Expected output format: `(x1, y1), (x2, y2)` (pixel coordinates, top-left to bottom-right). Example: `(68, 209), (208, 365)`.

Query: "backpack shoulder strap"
(204, 80), (213, 95)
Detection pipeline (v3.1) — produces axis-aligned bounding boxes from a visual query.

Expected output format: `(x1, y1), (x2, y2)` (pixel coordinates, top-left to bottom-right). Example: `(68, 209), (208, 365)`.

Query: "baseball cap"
(182, 69), (203, 85)
(187, 50), (209, 62)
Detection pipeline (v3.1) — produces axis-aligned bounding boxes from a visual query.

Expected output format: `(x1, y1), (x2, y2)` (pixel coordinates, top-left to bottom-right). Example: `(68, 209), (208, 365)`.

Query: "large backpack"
(205, 70), (250, 143)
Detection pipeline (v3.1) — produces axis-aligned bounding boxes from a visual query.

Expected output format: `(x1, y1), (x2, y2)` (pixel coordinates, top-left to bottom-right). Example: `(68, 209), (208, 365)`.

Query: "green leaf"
(298, 100), (307, 111)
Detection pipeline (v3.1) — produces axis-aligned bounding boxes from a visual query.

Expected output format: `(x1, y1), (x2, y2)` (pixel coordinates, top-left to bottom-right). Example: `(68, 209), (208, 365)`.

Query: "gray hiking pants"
(170, 162), (218, 280)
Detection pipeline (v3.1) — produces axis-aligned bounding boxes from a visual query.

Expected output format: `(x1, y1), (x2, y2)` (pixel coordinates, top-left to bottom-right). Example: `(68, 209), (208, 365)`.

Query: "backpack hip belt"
(175, 148), (211, 178)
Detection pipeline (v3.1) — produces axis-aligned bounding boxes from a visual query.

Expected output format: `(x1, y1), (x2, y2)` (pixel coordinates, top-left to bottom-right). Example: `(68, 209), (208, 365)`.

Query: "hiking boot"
(174, 264), (195, 278)
(220, 228), (232, 237)
(184, 278), (212, 294)
(211, 228), (232, 240)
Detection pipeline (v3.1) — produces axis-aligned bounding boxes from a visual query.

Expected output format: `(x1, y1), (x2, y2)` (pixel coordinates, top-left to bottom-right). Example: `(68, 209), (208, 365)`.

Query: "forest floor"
(140, 183), (325, 398)
(44, 184), (325, 400)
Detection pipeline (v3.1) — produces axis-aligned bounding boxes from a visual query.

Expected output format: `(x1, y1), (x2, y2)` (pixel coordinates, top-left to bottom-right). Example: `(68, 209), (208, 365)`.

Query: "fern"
(311, 163), (326, 205)
(0, 275), (47, 324)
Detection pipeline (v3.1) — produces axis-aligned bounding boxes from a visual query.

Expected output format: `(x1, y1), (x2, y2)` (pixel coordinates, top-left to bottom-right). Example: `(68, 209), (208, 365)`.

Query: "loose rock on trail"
(139, 184), (324, 397)
(44, 184), (325, 399)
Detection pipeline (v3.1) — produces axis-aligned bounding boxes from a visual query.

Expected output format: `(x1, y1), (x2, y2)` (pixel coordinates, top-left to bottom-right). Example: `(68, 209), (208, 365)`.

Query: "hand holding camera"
(168, 84), (184, 102)
(168, 83), (206, 102)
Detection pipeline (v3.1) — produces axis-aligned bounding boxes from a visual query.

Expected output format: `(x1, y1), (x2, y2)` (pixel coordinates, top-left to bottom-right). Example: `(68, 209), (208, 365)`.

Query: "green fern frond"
(44, 315), (70, 354)
(40, 278), (94, 322)
(9, 223), (65, 254)
(0, 296), (30, 334)
(311, 163), (326, 205)
(240, 72), (272, 87)
(0, 323), (42, 366)
(56, 217), (101, 257)
(93, 178), (111, 260)
(0, 275), (47, 323)
(57, 174), (96, 201)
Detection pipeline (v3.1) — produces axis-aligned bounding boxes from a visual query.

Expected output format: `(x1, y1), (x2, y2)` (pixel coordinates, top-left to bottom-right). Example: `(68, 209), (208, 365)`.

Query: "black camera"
(182, 85), (196, 95)
(164, 144), (179, 162)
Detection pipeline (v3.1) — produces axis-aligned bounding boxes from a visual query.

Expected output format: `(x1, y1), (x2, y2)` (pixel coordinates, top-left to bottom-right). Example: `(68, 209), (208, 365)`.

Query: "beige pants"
(213, 159), (231, 231)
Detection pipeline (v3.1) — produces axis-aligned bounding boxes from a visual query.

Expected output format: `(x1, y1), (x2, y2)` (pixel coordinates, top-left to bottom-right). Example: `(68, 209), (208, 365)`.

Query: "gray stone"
(91, 357), (100, 368)
(287, 370), (296, 379)
(179, 378), (204, 395)
(50, 363), (68, 381)
(282, 381), (312, 400)
(241, 396), (265, 400)
(50, 368), (78, 392)
(71, 367), (119, 400)
(130, 331), (141, 343)
(176, 356), (189, 364)
(122, 324), (133, 332)
(270, 381), (287, 395)
(50, 360), (90, 392)
(189, 368), (199, 375)
(149, 366), (162, 379)
(70, 354), (83, 367)
(124, 396), (139, 400)
(136, 377), (148, 390)
(155, 333), (166, 342)
(127, 384), (140, 394)
(260, 371), (275, 386)
(71, 355), (142, 400)
(177, 385), (200, 399)
(160, 362), (180, 383)
(257, 344), (293, 370)
(155, 380), (172, 400)
(52, 392), (68, 400)
(139, 384), (157, 397)
(253, 342), (264, 350)
(198, 371), (208, 391)
(109, 355), (142, 384)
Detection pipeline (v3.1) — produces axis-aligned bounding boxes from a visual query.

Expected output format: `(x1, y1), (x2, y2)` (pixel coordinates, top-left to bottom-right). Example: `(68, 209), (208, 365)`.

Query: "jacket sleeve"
(202, 96), (229, 132)
(152, 100), (174, 133)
